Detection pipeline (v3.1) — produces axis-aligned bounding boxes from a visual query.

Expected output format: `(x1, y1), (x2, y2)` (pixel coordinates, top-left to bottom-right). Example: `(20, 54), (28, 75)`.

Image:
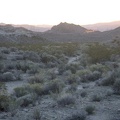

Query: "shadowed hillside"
(0, 24), (46, 43)
(47, 22), (91, 34)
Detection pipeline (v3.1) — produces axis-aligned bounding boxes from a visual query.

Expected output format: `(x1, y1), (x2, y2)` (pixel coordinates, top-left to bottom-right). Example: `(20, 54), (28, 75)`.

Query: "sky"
(0, 0), (120, 25)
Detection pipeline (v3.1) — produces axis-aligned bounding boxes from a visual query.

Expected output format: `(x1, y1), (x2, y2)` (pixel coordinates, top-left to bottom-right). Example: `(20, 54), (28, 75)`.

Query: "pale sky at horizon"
(0, 0), (120, 25)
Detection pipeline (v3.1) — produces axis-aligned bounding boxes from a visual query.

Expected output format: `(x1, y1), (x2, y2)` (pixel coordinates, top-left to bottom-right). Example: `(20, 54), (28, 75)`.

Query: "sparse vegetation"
(14, 86), (28, 97)
(85, 105), (95, 115)
(0, 34), (120, 120)
(57, 94), (75, 107)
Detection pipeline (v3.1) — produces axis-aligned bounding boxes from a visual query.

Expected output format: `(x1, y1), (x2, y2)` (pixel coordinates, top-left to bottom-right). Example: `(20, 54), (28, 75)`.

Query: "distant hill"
(82, 21), (120, 31)
(0, 24), (46, 43)
(41, 23), (120, 42)
(47, 22), (93, 34)
(0, 22), (120, 43)
(14, 24), (52, 32)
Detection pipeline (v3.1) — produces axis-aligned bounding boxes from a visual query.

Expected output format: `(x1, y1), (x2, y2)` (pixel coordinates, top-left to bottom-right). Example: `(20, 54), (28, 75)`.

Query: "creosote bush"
(28, 75), (44, 84)
(86, 43), (113, 63)
(66, 74), (79, 84)
(57, 94), (75, 107)
(43, 79), (64, 94)
(2, 72), (16, 82)
(29, 84), (44, 96)
(14, 86), (28, 97)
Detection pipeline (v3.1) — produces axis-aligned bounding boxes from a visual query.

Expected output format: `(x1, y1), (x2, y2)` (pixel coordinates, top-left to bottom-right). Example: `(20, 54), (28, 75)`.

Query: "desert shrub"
(76, 69), (91, 77)
(1, 48), (10, 54)
(5, 63), (16, 70)
(81, 91), (87, 98)
(86, 43), (113, 63)
(23, 51), (40, 62)
(0, 52), (4, 60)
(60, 43), (79, 56)
(66, 84), (77, 93)
(8, 99), (19, 116)
(85, 105), (95, 115)
(87, 71), (101, 81)
(66, 74), (79, 84)
(79, 54), (90, 66)
(65, 112), (86, 120)
(66, 64), (78, 74)
(44, 79), (64, 94)
(0, 82), (5, 89)
(28, 75), (44, 84)
(33, 108), (41, 120)
(57, 94), (75, 107)
(2, 72), (16, 81)
(58, 64), (67, 75)
(47, 69), (57, 80)
(113, 79), (120, 95)
(0, 62), (4, 72)
(63, 70), (71, 77)
(15, 61), (30, 72)
(0, 82), (6, 94)
(29, 84), (44, 96)
(14, 86), (28, 97)
(76, 69), (100, 82)
(89, 63), (108, 73)
(41, 53), (57, 64)
(27, 65), (40, 74)
(91, 94), (102, 102)
(101, 71), (118, 86)
(0, 94), (10, 111)
(16, 94), (36, 107)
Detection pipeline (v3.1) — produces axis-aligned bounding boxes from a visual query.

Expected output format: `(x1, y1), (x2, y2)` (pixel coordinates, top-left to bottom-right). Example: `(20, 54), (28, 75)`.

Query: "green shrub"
(2, 72), (16, 81)
(14, 86), (28, 97)
(16, 94), (35, 107)
(0, 94), (10, 111)
(85, 105), (95, 115)
(15, 62), (30, 73)
(57, 94), (75, 107)
(28, 75), (44, 84)
(43, 79), (64, 94)
(66, 64), (78, 74)
(89, 63), (108, 73)
(101, 71), (118, 86)
(23, 51), (40, 62)
(0, 82), (6, 94)
(29, 84), (43, 96)
(66, 74), (79, 84)
(86, 43), (113, 63)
